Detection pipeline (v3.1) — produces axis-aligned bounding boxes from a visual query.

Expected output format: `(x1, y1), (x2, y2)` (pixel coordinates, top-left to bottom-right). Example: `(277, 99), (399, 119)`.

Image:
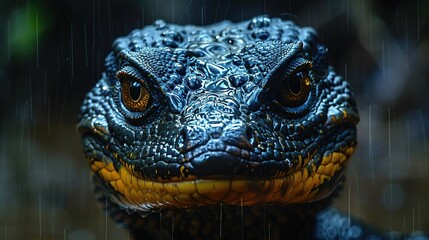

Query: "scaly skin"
(77, 16), (426, 239)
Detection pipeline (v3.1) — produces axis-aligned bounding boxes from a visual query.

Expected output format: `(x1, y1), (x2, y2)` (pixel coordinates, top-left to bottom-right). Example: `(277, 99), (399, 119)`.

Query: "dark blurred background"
(1, 0), (428, 239)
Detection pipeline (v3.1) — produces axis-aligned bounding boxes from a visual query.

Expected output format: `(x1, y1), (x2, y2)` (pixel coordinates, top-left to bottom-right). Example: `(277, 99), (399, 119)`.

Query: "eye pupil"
(277, 71), (312, 109)
(289, 73), (302, 95)
(129, 82), (142, 102)
(120, 78), (150, 112)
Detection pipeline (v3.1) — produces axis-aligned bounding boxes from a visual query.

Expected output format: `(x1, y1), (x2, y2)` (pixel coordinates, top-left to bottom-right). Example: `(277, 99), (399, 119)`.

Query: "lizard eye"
(114, 68), (158, 122)
(280, 71), (311, 108)
(270, 64), (316, 116)
(121, 78), (150, 112)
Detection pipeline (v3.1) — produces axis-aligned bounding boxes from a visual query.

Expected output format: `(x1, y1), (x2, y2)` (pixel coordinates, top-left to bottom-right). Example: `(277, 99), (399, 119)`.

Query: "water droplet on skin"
(206, 63), (226, 76)
(229, 74), (250, 88)
(251, 29), (270, 40)
(205, 78), (230, 90)
(173, 63), (186, 75)
(185, 75), (202, 90)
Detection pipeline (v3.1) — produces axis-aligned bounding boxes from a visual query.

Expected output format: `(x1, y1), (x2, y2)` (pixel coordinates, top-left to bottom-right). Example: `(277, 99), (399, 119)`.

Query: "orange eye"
(281, 72), (311, 108)
(121, 78), (150, 112)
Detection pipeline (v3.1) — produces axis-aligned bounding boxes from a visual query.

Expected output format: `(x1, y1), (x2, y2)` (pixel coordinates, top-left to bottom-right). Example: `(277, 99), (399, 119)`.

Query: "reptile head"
(78, 16), (359, 212)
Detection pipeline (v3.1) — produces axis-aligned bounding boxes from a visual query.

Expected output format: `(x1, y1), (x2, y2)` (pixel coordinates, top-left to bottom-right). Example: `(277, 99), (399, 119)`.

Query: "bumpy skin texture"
(78, 16), (426, 239)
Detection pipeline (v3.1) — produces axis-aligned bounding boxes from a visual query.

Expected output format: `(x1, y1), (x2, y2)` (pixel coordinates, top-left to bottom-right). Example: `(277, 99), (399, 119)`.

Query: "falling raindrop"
(36, 13), (39, 67)
(84, 23), (88, 67)
(368, 104), (374, 185)
(70, 23), (74, 83)
(388, 107), (391, 159)
(4, 221), (7, 240)
(105, 194), (108, 240)
(219, 203), (223, 238)
(39, 194), (42, 240)
(160, 212), (163, 240)
(348, 182), (351, 228)
(171, 214), (174, 240)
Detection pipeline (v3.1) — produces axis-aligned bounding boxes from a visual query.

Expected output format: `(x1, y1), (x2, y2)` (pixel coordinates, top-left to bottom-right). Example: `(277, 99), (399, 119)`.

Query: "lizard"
(77, 16), (427, 239)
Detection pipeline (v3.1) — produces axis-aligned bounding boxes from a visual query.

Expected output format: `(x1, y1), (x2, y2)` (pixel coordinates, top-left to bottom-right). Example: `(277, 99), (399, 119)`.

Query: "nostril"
(176, 126), (210, 152)
(245, 126), (257, 147)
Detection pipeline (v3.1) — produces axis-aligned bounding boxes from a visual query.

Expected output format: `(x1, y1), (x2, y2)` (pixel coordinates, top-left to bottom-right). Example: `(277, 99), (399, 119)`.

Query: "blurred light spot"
(348, 226), (362, 239)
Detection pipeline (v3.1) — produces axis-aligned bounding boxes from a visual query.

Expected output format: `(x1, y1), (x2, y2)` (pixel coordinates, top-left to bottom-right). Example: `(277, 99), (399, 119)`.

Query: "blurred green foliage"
(2, 2), (50, 61)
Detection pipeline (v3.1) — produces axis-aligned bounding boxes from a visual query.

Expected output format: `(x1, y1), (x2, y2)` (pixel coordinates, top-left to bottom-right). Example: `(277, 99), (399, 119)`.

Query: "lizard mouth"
(88, 137), (354, 211)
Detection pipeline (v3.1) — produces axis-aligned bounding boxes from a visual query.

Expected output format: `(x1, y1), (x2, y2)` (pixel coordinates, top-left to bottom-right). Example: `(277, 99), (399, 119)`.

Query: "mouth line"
(133, 149), (295, 182)
(82, 133), (301, 182)
(91, 156), (342, 211)
(87, 135), (354, 210)
(96, 162), (313, 210)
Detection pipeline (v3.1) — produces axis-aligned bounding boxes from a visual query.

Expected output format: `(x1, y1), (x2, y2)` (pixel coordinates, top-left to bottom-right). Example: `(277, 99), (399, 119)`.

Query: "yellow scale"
(89, 146), (355, 211)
